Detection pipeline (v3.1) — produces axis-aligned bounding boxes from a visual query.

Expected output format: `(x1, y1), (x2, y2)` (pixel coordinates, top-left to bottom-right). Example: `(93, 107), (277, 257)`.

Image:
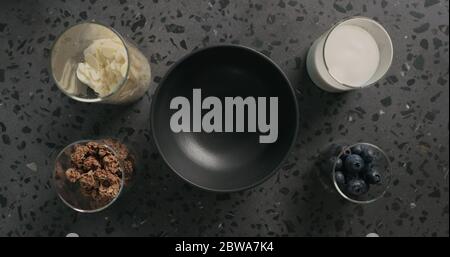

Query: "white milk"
(324, 25), (380, 87)
(306, 17), (393, 93)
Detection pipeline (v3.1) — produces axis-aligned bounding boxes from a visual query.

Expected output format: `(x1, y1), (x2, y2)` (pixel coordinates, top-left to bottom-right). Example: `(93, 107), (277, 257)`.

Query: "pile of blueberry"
(330, 144), (382, 197)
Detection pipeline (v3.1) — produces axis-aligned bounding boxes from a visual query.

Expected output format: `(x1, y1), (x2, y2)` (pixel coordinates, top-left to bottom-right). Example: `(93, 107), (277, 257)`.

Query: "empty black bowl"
(151, 45), (299, 192)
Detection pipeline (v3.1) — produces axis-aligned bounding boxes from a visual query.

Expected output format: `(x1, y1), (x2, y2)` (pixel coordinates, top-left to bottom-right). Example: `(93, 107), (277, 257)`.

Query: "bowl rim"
(150, 44), (299, 192)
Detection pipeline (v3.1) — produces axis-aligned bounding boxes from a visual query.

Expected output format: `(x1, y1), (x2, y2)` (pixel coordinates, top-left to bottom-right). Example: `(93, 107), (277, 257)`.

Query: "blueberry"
(339, 147), (352, 162)
(344, 172), (359, 181)
(334, 157), (343, 171)
(346, 179), (369, 196)
(344, 154), (365, 174)
(320, 157), (343, 174)
(365, 168), (382, 185)
(350, 145), (363, 155)
(329, 143), (347, 156)
(334, 171), (346, 186)
(361, 147), (375, 163)
(363, 162), (374, 173)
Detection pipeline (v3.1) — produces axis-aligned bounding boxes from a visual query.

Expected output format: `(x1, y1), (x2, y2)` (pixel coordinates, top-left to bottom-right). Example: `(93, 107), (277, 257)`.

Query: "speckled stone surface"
(0, 0), (448, 237)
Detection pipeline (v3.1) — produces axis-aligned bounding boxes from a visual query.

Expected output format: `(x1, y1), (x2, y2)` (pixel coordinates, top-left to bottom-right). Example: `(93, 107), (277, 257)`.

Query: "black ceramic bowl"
(151, 45), (299, 192)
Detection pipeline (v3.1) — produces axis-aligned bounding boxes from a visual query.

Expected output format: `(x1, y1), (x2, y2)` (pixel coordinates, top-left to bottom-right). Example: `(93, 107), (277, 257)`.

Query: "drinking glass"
(51, 22), (152, 104)
(306, 17), (393, 92)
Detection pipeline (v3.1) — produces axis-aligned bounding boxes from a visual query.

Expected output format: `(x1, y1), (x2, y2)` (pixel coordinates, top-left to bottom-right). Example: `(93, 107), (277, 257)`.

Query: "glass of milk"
(306, 17), (393, 92)
(51, 22), (152, 104)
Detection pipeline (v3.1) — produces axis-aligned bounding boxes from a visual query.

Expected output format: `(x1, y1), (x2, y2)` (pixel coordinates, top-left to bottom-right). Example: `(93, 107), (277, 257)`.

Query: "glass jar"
(50, 22), (152, 104)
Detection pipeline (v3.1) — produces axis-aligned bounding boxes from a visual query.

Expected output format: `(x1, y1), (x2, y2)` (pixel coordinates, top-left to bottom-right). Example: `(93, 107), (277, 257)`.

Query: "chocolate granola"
(64, 140), (134, 209)
(102, 138), (135, 184)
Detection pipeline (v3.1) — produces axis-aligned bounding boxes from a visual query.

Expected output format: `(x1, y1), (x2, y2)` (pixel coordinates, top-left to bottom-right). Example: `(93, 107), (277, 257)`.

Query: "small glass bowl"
(317, 142), (392, 204)
(53, 139), (128, 213)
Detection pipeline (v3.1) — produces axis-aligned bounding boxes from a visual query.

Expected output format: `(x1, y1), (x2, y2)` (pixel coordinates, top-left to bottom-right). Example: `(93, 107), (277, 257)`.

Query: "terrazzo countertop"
(0, 0), (448, 237)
